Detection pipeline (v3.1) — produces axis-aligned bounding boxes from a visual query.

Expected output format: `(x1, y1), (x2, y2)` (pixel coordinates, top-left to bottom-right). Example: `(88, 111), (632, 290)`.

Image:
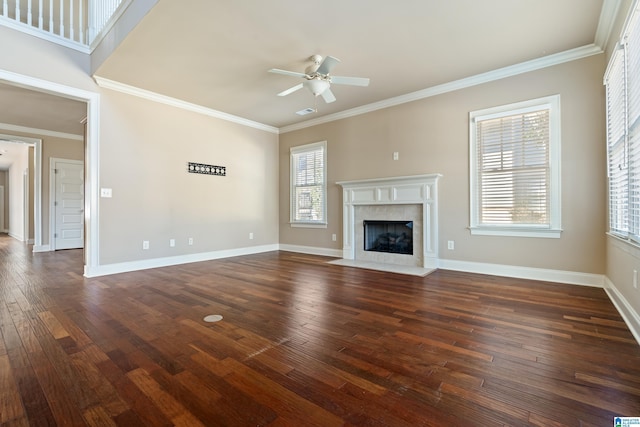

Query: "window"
(290, 141), (327, 227)
(469, 95), (561, 237)
(606, 4), (640, 242)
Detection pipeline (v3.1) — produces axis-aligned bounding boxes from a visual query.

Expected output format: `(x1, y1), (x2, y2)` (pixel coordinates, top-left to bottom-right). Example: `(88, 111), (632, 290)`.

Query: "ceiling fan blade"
(330, 76), (370, 86)
(317, 56), (340, 75)
(268, 68), (307, 78)
(277, 83), (303, 97)
(321, 88), (336, 103)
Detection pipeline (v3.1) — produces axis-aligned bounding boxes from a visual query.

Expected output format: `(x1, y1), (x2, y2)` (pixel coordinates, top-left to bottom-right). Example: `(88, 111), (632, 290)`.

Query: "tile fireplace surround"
(333, 174), (441, 276)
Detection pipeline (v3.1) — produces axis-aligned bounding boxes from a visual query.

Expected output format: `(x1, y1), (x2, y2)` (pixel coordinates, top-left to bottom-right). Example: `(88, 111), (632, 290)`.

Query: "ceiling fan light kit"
(268, 54), (370, 111)
(303, 79), (330, 96)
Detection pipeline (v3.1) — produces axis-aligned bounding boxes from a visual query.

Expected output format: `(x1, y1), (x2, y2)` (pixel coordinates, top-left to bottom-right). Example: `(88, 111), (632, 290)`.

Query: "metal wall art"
(188, 162), (226, 176)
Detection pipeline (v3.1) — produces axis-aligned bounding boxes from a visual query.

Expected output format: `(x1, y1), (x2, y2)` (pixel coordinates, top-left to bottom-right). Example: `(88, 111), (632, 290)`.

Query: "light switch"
(100, 188), (112, 198)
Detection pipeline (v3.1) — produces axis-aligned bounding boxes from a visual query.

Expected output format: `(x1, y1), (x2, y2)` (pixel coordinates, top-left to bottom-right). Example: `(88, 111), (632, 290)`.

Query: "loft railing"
(0, 0), (123, 47)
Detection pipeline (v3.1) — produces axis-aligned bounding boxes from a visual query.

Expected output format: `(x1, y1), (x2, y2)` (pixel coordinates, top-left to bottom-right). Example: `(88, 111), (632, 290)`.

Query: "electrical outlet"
(393, 152), (399, 160)
(142, 240), (149, 250)
(249, 232), (254, 240)
(170, 239), (175, 247)
(188, 237), (193, 246)
(332, 233), (337, 241)
(447, 240), (455, 250)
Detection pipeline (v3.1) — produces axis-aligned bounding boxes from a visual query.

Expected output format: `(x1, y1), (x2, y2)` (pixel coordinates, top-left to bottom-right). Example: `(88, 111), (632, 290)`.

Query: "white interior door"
(54, 160), (84, 250)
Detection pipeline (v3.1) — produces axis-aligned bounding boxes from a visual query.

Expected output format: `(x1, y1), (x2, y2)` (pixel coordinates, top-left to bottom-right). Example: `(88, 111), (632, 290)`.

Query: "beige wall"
(280, 55), (607, 275)
(0, 25), (93, 90)
(97, 89), (279, 264)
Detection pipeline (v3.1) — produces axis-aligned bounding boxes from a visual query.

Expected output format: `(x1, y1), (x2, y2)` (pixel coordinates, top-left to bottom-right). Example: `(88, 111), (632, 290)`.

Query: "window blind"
(606, 4), (640, 242)
(474, 108), (551, 226)
(290, 142), (326, 224)
(607, 49), (629, 236)
(628, 10), (640, 241)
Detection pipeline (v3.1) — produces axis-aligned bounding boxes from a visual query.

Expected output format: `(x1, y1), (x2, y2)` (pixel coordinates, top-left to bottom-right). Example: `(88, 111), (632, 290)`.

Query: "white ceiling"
(0, 0), (614, 170)
(93, 0), (609, 128)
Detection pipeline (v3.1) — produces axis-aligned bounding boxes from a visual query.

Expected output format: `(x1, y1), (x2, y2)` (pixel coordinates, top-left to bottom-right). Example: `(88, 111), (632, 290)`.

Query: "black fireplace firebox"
(363, 220), (414, 255)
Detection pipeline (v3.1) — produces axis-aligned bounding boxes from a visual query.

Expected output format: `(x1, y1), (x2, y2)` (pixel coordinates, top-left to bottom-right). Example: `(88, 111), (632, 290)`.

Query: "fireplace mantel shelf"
(337, 174), (442, 270)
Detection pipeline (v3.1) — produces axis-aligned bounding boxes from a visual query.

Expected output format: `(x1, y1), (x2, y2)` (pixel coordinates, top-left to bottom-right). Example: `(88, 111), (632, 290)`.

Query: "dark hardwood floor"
(0, 234), (639, 426)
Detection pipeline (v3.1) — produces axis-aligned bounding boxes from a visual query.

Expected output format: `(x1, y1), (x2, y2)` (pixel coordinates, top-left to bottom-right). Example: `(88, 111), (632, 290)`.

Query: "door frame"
(0, 185), (4, 233)
(0, 134), (42, 246)
(49, 157), (84, 251)
(0, 70), (100, 275)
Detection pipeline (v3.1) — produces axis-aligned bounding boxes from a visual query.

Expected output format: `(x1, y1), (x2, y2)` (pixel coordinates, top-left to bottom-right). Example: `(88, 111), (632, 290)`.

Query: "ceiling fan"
(268, 54), (370, 105)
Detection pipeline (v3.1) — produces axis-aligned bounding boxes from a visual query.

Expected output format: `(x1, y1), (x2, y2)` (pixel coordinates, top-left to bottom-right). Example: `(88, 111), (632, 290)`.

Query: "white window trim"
(290, 140), (328, 228)
(469, 95), (562, 238)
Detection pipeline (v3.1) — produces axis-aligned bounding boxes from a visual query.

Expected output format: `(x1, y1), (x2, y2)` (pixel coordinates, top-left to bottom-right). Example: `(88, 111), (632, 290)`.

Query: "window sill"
(607, 232), (640, 251)
(290, 222), (328, 229)
(469, 226), (562, 238)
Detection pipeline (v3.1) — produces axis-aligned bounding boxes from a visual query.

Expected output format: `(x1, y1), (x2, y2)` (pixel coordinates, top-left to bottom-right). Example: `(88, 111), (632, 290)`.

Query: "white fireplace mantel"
(336, 174), (442, 269)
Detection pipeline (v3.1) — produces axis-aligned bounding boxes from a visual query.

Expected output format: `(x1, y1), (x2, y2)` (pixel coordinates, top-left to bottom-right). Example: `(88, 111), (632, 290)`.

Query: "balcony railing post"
(0, 0), (122, 47)
(88, 0), (97, 43)
(69, 0), (74, 41)
(38, 0), (43, 29)
(59, 0), (64, 37)
(79, 0), (84, 44)
(49, 0), (54, 35)
(27, 0), (32, 26)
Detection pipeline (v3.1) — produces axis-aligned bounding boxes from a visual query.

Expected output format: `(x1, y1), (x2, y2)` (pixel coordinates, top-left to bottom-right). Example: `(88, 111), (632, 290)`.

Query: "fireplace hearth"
(364, 220), (413, 255)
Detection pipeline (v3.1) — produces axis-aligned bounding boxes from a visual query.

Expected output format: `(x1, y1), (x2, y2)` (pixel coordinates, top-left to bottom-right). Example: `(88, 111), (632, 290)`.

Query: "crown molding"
(595, 0), (623, 49)
(0, 122), (83, 140)
(280, 44), (603, 134)
(93, 76), (279, 134)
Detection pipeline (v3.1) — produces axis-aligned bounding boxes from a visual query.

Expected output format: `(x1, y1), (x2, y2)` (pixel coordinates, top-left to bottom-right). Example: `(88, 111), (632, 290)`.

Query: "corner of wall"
(604, 276), (640, 346)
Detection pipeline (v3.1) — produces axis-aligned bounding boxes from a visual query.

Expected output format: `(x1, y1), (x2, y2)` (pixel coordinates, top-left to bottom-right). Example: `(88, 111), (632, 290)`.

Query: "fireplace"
(364, 220), (413, 255)
(336, 174), (441, 271)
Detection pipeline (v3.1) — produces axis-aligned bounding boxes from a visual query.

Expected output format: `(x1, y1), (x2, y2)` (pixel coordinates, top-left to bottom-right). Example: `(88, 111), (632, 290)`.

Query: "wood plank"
(1, 235), (640, 426)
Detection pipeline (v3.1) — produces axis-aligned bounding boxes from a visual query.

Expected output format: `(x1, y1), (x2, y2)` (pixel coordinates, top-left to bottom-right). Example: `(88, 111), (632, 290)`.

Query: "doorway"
(0, 70), (99, 275)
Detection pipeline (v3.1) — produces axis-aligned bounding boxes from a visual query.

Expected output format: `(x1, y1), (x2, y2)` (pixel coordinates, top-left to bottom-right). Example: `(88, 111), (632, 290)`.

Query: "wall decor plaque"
(188, 162), (226, 176)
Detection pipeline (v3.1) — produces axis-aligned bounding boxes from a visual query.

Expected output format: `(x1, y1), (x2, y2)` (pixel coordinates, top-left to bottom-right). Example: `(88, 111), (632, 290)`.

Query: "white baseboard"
(438, 258), (605, 288)
(277, 247), (605, 287)
(278, 244), (343, 258)
(8, 232), (25, 242)
(32, 244), (51, 252)
(84, 244), (279, 277)
(604, 277), (640, 346)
